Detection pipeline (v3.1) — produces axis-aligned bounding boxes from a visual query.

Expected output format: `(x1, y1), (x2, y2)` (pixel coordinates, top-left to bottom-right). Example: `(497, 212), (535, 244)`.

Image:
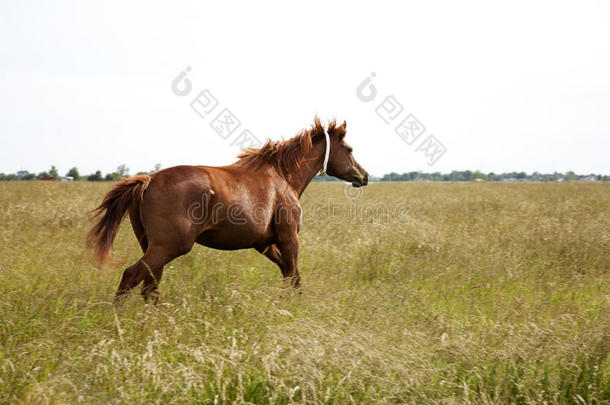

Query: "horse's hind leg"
(128, 205), (161, 304)
(132, 235), (162, 303)
(114, 245), (175, 305)
(140, 261), (164, 305)
(114, 260), (149, 305)
(129, 205), (148, 253)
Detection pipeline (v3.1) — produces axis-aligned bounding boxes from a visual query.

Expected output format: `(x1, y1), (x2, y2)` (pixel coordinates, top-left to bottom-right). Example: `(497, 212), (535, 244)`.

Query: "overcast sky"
(1, 0), (609, 177)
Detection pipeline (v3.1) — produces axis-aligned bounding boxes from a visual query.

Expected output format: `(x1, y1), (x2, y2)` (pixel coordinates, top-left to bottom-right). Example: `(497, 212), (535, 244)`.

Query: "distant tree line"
(0, 164), (161, 181)
(376, 170), (608, 182)
(0, 166), (607, 182)
(316, 170), (608, 182)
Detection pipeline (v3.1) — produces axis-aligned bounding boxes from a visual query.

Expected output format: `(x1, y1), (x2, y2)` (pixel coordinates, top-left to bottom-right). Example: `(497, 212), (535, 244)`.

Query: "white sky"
(1, 0), (609, 177)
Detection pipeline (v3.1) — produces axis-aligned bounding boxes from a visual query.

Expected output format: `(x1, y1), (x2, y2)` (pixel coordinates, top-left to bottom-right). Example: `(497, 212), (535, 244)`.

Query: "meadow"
(0, 181), (608, 404)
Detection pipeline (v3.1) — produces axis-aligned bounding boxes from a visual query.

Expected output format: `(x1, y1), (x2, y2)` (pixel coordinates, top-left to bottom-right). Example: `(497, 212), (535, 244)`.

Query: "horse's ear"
(337, 120), (347, 139)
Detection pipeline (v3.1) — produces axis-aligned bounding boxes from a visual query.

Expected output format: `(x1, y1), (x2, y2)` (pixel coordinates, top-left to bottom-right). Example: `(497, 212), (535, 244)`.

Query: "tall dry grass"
(0, 181), (608, 403)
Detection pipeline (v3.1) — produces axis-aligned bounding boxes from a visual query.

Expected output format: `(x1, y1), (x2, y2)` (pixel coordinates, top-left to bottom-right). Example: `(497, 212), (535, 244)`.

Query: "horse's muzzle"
(351, 172), (368, 187)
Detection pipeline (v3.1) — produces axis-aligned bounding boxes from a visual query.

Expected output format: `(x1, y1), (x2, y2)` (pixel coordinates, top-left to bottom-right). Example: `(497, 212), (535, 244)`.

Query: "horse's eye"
(346, 147), (353, 154)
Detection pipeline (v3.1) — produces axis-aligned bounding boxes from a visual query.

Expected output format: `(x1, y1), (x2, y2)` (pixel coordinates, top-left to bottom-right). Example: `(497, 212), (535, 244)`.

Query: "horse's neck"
(286, 139), (325, 197)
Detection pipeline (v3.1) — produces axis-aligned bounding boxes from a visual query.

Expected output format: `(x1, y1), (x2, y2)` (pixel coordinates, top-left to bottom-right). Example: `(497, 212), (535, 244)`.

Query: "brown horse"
(87, 118), (368, 304)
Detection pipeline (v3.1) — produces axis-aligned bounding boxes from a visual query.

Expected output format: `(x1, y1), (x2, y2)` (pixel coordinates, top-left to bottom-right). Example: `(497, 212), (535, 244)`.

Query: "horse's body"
(88, 118), (368, 304)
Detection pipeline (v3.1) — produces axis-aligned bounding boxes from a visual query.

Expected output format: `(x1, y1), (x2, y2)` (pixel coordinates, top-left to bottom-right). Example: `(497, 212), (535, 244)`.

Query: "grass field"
(0, 181), (608, 404)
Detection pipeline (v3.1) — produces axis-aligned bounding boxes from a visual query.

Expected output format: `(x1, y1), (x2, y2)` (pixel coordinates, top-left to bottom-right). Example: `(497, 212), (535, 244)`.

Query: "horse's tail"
(86, 175), (152, 266)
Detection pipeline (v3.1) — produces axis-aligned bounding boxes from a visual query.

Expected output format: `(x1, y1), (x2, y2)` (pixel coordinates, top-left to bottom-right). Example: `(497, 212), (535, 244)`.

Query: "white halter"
(319, 130), (330, 176)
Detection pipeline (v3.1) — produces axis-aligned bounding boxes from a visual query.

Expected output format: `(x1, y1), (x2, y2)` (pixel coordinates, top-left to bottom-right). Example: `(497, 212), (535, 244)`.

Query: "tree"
(154, 163), (161, 172)
(117, 164), (129, 177)
(0, 173), (18, 181)
(87, 171), (103, 181)
(66, 167), (80, 180)
(49, 166), (59, 178)
(105, 172), (121, 181)
(16, 171), (35, 180)
(472, 171), (487, 181)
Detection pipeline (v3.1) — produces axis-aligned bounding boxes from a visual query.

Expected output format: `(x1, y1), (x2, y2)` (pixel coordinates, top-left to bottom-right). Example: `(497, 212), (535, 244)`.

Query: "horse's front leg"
(257, 244), (282, 267)
(257, 244), (298, 288)
(276, 231), (300, 288)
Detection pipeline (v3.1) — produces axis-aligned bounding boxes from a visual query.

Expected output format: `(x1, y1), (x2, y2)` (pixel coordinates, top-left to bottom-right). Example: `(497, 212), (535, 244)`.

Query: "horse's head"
(326, 121), (369, 187)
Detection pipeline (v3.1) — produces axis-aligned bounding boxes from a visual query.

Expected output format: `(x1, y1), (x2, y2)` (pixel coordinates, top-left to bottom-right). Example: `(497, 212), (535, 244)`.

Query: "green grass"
(0, 182), (609, 404)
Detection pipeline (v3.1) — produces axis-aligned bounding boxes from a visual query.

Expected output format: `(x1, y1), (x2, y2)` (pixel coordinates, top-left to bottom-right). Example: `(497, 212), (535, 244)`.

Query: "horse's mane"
(237, 117), (345, 175)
